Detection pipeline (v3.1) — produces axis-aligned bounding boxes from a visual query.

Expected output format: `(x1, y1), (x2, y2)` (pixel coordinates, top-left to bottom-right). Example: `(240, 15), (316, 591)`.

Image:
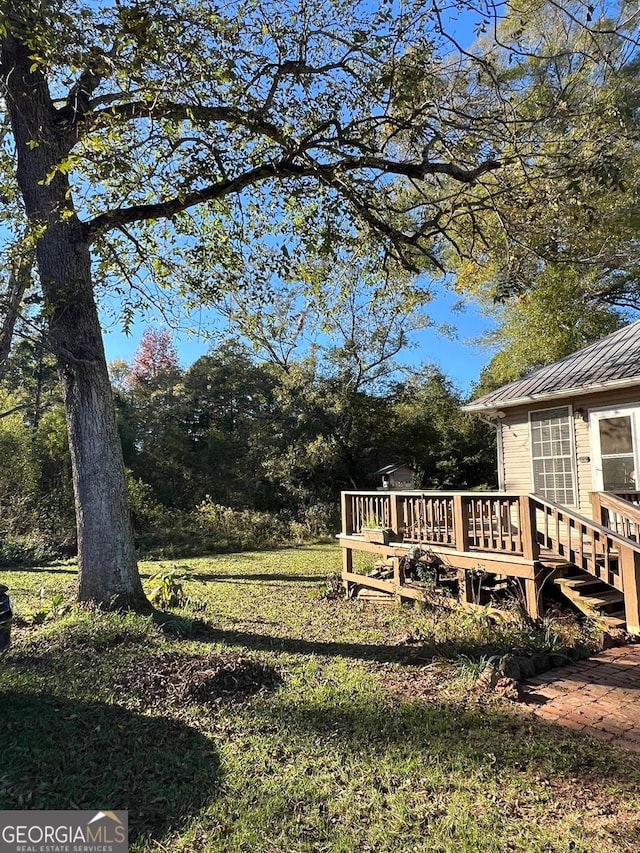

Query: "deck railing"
(613, 490), (640, 507)
(341, 490), (530, 556)
(348, 492), (392, 532)
(592, 491), (640, 543)
(466, 494), (525, 553)
(401, 493), (455, 546)
(533, 494), (629, 590)
(530, 493), (640, 629)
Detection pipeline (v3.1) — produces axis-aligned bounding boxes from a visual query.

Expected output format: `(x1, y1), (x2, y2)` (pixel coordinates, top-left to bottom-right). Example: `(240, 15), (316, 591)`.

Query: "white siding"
(574, 412), (592, 515)
(500, 385), (640, 519)
(500, 410), (532, 493)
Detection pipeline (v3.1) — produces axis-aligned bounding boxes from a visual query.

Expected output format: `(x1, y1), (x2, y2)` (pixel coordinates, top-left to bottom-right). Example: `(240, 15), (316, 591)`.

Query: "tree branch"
(86, 162), (293, 238)
(0, 403), (28, 421)
(0, 239), (34, 379)
(78, 101), (296, 151)
(80, 98), (501, 186)
(57, 47), (116, 131)
(86, 153), (501, 249)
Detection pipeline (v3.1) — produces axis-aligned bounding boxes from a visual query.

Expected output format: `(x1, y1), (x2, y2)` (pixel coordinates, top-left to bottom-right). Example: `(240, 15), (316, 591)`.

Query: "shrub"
(0, 534), (61, 567)
(132, 495), (336, 557)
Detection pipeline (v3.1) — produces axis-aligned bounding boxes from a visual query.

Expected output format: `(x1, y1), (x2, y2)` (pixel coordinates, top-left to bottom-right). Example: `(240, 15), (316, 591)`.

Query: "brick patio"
(521, 644), (640, 752)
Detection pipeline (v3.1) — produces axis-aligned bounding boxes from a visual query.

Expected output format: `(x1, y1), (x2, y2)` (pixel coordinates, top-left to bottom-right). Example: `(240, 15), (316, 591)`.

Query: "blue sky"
(100, 284), (497, 394)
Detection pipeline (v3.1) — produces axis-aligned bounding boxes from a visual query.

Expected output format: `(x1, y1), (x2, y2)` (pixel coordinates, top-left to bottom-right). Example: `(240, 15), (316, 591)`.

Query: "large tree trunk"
(1, 28), (148, 610)
(40, 226), (148, 609)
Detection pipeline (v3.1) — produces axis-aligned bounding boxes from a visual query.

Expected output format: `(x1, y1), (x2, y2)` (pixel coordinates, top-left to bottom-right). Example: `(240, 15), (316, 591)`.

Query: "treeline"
(0, 331), (496, 561)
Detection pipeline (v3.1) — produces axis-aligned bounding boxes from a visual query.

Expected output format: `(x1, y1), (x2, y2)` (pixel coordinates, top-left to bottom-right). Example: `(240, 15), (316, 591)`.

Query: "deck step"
(539, 555), (575, 569)
(601, 612), (627, 630)
(579, 589), (625, 607)
(555, 575), (605, 590)
(355, 587), (395, 604)
(553, 570), (627, 629)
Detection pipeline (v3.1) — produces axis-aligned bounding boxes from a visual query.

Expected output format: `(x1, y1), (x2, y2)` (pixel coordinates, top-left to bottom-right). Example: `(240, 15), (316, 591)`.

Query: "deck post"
(341, 492), (353, 535)
(523, 577), (541, 621)
(390, 493), (404, 540)
(519, 495), (540, 560)
(620, 546), (640, 634)
(590, 491), (604, 526)
(453, 495), (469, 552)
(518, 496), (541, 619)
(393, 555), (405, 601)
(342, 546), (354, 598)
(457, 568), (473, 606)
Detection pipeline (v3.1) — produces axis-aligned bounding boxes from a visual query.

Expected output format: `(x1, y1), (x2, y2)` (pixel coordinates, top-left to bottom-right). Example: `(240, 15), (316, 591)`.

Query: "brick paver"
(521, 643), (640, 752)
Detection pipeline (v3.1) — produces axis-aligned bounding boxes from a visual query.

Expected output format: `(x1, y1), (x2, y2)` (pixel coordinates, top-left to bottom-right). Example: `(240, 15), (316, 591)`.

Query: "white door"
(590, 407), (640, 491)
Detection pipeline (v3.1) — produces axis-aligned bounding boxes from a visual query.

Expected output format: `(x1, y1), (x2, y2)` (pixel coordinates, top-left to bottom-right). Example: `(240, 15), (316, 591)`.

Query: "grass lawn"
(1, 544), (639, 852)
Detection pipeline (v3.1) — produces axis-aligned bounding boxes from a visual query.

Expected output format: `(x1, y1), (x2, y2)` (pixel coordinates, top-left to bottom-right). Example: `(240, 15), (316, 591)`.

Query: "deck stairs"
(553, 570), (626, 630)
(539, 490), (640, 631)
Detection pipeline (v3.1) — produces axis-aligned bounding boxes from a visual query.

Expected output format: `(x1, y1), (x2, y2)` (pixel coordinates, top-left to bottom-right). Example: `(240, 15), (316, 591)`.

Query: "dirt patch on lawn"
(110, 650), (283, 708)
(380, 661), (459, 704)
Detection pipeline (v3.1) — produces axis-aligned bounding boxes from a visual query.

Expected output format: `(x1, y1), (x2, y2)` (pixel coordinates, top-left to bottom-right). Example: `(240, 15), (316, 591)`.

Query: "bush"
(0, 534), (61, 567)
(132, 496), (336, 557)
(127, 473), (169, 530)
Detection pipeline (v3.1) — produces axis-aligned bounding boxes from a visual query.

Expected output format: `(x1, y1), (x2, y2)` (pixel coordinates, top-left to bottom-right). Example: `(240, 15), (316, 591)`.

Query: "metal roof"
(373, 463), (413, 476)
(463, 320), (640, 414)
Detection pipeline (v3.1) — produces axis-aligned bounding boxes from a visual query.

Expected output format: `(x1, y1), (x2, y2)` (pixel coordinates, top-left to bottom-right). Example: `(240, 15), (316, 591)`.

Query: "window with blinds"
(529, 406), (576, 504)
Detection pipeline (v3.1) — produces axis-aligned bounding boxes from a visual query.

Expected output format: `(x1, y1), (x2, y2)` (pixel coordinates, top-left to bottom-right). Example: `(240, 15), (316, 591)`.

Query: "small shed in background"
(373, 464), (417, 490)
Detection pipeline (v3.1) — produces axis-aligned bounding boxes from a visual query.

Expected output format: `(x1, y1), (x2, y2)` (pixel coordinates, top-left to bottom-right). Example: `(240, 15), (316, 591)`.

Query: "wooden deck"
(339, 490), (640, 633)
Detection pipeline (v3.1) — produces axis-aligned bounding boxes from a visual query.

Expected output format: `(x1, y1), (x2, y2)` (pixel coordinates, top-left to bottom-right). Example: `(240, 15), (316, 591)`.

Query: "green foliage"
(440, 3), (640, 380)
(471, 268), (626, 394)
(22, 591), (71, 625)
(1, 0), (529, 337)
(315, 572), (344, 600)
(33, 405), (75, 542)
(117, 340), (496, 526)
(0, 534), (60, 567)
(146, 568), (188, 609)
(131, 498), (335, 557)
(0, 402), (74, 555)
(0, 332), (500, 564)
(457, 653), (500, 684)
(388, 370), (497, 489)
(1, 324), (496, 561)
(0, 390), (37, 532)
(126, 474), (167, 530)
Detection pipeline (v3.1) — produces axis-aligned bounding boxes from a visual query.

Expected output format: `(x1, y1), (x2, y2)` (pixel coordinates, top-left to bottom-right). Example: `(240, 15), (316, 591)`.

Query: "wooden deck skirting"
(339, 490), (640, 633)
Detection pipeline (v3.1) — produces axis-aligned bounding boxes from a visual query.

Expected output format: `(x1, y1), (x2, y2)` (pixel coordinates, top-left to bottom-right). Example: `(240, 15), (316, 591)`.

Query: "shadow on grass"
(189, 623), (419, 663)
(1, 564), (77, 574)
(190, 573), (321, 584)
(187, 621), (534, 665)
(259, 691), (640, 784)
(0, 692), (221, 842)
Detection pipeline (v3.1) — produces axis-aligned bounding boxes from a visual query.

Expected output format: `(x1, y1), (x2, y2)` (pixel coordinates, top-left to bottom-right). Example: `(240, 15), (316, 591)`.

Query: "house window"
(529, 406), (575, 504)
